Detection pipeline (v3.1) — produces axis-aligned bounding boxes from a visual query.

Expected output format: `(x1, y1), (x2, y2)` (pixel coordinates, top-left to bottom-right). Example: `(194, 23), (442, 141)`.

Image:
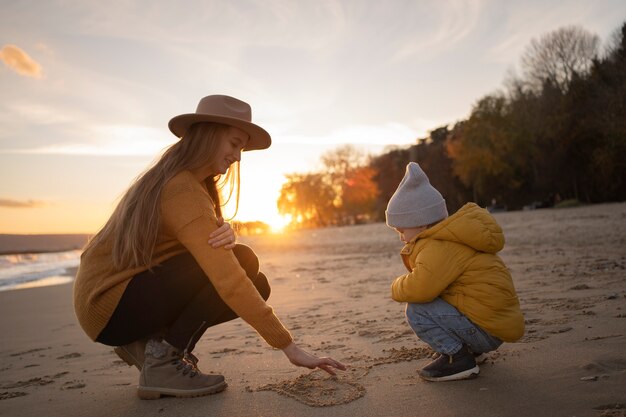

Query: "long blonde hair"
(84, 122), (240, 270)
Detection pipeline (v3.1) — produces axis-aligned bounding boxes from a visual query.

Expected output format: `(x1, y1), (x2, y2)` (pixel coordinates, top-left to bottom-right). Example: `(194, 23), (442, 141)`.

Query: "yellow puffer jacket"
(391, 203), (524, 342)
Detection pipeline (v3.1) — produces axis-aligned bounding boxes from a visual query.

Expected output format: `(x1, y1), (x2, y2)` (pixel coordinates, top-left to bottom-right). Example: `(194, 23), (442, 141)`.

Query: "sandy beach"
(1, 202), (625, 417)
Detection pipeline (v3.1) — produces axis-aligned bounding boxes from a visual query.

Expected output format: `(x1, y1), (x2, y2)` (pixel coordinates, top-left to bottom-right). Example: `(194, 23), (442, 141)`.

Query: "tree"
(570, 22), (626, 201)
(341, 166), (380, 223)
(413, 125), (470, 211)
(521, 25), (600, 94)
(370, 147), (411, 220)
(277, 173), (335, 228)
(320, 145), (375, 224)
(446, 95), (517, 204)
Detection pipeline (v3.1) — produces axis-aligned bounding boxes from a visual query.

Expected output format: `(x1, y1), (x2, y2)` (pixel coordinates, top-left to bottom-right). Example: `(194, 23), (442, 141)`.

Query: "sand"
(0, 202), (625, 417)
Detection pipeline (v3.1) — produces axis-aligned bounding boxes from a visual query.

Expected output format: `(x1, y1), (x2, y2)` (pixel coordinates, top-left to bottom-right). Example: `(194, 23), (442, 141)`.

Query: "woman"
(74, 94), (346, 400)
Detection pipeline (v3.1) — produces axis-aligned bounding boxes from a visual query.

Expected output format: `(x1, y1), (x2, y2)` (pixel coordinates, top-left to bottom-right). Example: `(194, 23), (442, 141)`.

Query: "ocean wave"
(0, 250), (80, 291)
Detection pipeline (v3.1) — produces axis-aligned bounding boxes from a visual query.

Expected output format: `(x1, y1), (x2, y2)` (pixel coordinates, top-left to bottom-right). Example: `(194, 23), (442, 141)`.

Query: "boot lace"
(183, 351), (201, 374)
(170, 351), (198, 378)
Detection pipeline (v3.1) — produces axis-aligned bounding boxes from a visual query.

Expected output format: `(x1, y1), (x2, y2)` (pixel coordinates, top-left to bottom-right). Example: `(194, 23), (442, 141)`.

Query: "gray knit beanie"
(385, 162), (448, 228)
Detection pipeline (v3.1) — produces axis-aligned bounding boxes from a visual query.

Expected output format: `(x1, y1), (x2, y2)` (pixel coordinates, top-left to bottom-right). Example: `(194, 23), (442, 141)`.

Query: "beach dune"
(1, 203), (625, 417)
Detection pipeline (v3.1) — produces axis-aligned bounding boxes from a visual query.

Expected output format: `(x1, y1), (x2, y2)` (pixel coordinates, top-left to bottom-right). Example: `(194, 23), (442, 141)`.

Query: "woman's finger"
(209, 234), (236, 248)
(331, 360), (347, 370)
(209, 223), (229, 238)
(320, 357), (346, 369)
(315, 357), (346, 375)
(317, 364), (337, 376)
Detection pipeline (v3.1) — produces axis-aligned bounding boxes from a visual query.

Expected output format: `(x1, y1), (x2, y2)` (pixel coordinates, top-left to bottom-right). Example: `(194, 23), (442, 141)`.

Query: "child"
(385, 162), (524, 382)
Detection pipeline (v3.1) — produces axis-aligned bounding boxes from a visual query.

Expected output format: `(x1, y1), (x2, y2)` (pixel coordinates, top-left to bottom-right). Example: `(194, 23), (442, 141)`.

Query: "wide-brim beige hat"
(168, 94), (271, 151)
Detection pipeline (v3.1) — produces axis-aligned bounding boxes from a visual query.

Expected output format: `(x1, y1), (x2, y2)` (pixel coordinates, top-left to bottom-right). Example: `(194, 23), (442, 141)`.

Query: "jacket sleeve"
(161, 185), (293, 349)
(391, 240), (465, 303)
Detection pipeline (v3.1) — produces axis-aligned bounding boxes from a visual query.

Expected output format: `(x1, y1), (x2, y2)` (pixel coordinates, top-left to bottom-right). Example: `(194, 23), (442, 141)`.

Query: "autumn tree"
(320, 145), (378, 224)
(341, 165), (380, 223)
(277, 173), (335, 228)
(412, 126), (470, 211)
(369, 147), (411, 220)
(445, 95), (519, 205)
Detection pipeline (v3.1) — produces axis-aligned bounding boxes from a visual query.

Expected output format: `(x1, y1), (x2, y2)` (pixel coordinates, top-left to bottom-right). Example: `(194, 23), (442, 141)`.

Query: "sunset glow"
(268, 214), (292, 234)
(1, 2), (624, 234)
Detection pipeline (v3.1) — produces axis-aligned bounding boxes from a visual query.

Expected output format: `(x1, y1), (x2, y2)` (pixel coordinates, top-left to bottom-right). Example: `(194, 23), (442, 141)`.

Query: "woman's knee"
(232, 244), (269, 299)
(253, 272), (271, 300)
(232, 244), (259, 278)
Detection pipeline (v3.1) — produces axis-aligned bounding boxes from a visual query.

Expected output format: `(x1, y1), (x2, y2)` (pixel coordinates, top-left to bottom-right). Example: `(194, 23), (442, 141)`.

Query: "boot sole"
(137, 381), (227, 400)
(419, 365), (480, 382)
(113, 346), (142, 370)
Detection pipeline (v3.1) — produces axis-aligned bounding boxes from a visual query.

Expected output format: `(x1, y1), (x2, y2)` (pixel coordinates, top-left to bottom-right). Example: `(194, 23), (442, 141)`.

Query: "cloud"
(5, 103), (75, 125)
(0, 44), (43, 78)
(391, 0), (484, 62)
(0, 198), (45, 208)
(274, 122), (423, 147)
(485, 1), (621, 64)
(0, 124), (172, 156)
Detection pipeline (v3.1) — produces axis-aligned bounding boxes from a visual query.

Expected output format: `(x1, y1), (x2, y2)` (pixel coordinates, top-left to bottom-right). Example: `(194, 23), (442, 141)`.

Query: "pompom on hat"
(385, 162), (448, 228)
(168, 94), (271, 151)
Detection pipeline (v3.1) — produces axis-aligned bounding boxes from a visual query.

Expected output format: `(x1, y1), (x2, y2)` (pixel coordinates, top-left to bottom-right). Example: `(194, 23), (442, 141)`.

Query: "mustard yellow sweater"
(73, 170), (293, 349)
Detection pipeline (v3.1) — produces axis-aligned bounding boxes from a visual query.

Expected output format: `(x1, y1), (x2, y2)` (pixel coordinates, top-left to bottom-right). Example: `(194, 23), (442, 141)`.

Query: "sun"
(266, 213), (292, 233)
(222, 185), (292, 234)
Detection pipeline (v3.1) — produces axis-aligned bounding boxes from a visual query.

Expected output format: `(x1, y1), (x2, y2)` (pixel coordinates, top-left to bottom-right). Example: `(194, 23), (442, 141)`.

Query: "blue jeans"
(405, 298), (502, 355)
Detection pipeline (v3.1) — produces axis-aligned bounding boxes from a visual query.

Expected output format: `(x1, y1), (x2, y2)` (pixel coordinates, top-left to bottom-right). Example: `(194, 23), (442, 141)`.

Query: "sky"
(1, 0), (625, 234)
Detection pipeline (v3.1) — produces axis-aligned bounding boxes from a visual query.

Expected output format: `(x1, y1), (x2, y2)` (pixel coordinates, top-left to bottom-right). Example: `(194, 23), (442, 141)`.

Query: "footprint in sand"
(0, 391), (28, 400)
(1, 377), (55, 389)
(518, 332), (549, 343)
(582, 358), (626, 373)
(62, 381), (86, 390)
(593, 403), (626, 417)
(9, 347), (51, 357)
(0, 370), (69, 401)
(56, 352), (81, 360)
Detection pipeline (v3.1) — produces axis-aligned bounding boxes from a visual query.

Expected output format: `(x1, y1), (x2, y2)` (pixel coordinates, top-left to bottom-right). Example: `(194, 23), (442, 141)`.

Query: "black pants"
(97, 244), (270, 352)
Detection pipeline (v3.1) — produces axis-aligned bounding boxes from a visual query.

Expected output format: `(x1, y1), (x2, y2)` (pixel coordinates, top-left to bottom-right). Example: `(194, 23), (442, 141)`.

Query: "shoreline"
(0, 248), (83, 256)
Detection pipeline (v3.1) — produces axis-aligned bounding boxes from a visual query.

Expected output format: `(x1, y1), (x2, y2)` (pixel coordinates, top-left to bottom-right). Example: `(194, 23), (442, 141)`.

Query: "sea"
(0, 250), (81, 292)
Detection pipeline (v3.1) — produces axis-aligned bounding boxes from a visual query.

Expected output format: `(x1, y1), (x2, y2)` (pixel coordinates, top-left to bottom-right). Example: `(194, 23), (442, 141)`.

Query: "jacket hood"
(421, 203), (505, 253)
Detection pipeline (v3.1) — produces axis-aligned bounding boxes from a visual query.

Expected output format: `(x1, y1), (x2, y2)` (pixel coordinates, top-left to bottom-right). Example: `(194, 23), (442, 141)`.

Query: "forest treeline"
(275, 22), (626, 229)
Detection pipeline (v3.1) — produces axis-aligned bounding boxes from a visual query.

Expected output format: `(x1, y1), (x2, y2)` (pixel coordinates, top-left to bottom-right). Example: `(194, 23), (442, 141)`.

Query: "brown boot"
(137, 340), (226, 400)
(114, 339), (147, 370)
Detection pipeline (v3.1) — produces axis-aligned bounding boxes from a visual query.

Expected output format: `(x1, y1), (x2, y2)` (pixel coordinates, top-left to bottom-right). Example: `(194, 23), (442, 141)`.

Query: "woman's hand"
(282, 342), (347, 376)
(208, 217), (237, 249)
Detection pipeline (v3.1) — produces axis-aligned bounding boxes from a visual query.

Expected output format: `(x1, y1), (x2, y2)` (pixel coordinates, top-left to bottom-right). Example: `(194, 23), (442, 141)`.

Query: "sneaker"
(431, 350), (488, 364)
(473, 352), (488, 364)
(418, 346), (479, 382)
(114, 339), (148, 370)
(137, 340), (226, 399)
